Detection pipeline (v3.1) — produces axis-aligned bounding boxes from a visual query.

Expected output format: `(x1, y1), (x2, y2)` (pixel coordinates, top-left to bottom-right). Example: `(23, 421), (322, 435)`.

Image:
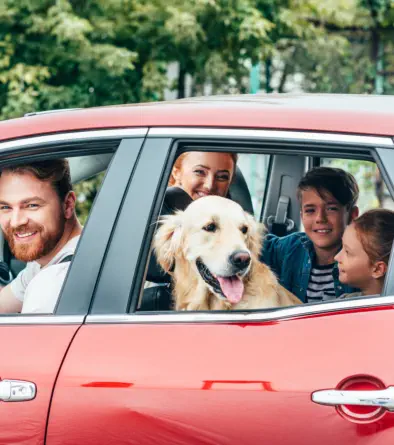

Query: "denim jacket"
(261, 232), (357, 303)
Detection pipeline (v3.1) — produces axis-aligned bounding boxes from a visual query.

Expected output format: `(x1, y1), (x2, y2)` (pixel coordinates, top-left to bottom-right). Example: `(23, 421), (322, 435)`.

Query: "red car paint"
(0, 325), (80, 444)
(45, 307), (394, 445)
(0, 95), (394, 141)
(0, 94), (393, 444)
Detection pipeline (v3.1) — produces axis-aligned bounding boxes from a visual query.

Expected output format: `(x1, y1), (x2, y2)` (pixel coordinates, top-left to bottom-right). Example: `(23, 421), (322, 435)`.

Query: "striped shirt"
(306, 263), (336, 302)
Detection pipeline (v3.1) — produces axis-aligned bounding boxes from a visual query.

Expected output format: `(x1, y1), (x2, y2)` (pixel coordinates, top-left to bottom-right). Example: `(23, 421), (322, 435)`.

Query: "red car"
(0, 94), (394, 444)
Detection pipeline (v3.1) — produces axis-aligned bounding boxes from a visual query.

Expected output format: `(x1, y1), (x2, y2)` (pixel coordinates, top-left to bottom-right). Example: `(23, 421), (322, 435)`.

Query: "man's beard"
(5, 218), (66, 263)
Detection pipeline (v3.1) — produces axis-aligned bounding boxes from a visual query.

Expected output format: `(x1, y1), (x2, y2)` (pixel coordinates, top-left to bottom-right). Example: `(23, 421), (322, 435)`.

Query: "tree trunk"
(265, 58), (272, 93)
(177, 64), (186, 99)
(367, 0), (384, 94)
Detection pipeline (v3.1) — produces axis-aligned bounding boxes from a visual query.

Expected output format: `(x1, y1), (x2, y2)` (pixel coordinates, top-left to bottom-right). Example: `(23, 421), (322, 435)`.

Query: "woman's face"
(172, 152), (235, 200)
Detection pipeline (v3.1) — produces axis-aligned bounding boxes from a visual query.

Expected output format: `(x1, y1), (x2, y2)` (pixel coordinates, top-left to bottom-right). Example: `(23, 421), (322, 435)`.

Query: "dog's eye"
(203, 222), (217, 232)
(240, 226), (248, 234)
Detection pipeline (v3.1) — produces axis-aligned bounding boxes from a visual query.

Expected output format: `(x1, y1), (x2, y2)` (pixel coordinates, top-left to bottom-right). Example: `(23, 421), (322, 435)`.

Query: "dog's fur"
(154, 196), (301, 311)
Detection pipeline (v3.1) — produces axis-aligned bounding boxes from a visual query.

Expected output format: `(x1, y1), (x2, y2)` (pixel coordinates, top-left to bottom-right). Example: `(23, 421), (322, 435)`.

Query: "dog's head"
(154, 196), (263, 305)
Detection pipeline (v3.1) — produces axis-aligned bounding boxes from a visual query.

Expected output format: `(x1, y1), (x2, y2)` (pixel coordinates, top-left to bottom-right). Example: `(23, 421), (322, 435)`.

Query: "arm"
(0, 284), (23, 313)
(261, 233), (286, 277)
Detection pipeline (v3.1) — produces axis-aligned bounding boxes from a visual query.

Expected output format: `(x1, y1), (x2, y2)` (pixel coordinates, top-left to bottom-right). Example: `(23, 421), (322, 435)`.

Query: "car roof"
(0, 93), (393, 141)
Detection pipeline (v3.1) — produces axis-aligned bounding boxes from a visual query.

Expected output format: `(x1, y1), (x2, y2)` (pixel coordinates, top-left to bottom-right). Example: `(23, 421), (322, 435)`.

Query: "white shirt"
(10, 235), (80, 314)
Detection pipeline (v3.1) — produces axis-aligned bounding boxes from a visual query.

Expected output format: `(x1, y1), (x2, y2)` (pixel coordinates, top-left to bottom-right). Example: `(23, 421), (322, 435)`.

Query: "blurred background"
(0, 0), (393, 220)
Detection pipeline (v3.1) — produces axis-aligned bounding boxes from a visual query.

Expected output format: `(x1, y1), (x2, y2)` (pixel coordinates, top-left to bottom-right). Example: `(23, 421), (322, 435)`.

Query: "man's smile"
(14, 231), (38, 242)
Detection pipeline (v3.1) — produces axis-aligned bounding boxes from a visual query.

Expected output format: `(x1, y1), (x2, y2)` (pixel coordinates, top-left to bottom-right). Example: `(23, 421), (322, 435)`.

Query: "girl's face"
(172, 152), (235, 200)
(335, 223), (384, 290)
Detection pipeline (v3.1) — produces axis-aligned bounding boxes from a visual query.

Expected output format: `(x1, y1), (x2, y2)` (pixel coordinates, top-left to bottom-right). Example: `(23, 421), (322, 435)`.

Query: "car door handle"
(0, 380), (36, 402)
(312, 386), (394, 411)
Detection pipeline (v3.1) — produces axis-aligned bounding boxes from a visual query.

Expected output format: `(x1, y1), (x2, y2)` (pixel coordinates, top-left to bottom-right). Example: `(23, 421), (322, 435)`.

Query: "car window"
(0, 151), (115, 315)
(139, 149), (288, 312)
(87, 136), (394, 317)
(321, 158), (394, 212)
(136, 147), (394, 314)
(237, 154), (271, 215)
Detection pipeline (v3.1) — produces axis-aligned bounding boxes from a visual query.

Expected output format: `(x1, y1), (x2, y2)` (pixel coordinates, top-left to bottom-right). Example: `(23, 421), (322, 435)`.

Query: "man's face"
(0, 171), (66, 262)
(300, 187), (352, 255)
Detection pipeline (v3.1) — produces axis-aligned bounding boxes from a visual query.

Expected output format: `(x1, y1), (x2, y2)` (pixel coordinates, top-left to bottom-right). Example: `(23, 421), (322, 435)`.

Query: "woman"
(335, 208), (394, 297)
(169, 151), (237, 200)
(145, 151), (237, 290)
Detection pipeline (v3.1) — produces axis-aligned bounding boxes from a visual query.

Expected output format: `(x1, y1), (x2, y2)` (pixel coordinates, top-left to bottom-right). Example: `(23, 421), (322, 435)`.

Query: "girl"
(335, 208), (394, 297)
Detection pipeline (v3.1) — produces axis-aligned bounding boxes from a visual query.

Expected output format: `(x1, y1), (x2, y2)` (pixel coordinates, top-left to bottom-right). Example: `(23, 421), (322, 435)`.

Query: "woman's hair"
(168, 152), (238, 186)
(353, 208), (394, 265)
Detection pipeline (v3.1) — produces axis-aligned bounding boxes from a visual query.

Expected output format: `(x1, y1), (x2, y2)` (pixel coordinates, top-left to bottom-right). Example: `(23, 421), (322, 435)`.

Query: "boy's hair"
(353, 209), (394, 265)
(297, 167), (359, 209)
(0, 159), (72, 202)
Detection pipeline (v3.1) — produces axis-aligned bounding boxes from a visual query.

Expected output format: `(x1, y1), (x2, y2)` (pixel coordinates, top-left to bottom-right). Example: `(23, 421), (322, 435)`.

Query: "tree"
(268, 0), (394, 94)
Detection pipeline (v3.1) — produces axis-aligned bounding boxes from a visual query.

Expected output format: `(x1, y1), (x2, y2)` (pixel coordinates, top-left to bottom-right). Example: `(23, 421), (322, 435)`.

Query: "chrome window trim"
(0, 128), (148, 151)
(0, 315), (84, 325)
(148, 127), (393, 147)
(86, 295), (394, 324)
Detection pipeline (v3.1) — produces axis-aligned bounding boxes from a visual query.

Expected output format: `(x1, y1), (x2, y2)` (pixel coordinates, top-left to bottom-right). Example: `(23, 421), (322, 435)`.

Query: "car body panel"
(0, 322), (80, 444)
(0, 94), (393, 443)
(0, 95), (393, 142)
(0, 134), (145, 443)
(47, 306), (394, 445)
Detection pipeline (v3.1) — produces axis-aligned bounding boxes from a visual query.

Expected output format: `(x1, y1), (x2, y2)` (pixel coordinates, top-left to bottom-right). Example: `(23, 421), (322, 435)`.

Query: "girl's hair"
(353, 208), (394, 265)
(168, 152), (238, 186)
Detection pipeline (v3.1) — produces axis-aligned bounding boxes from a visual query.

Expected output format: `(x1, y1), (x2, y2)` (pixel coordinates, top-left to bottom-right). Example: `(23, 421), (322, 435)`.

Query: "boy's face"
(300, 187), (355, 256)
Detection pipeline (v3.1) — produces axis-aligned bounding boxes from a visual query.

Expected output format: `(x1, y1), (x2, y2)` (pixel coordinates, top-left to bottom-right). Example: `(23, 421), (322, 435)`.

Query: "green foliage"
(323, 159), (380, 212)
(0, 0), (393, 216)
(266, 0), (394, 94)
(74, 172), (105, 225)
(0, 0), (393, 117)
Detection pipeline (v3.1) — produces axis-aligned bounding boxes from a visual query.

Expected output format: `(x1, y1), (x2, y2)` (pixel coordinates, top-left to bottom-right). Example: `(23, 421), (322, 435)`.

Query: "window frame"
(0, 128), (147, 321)
(86, 128), (394, 324)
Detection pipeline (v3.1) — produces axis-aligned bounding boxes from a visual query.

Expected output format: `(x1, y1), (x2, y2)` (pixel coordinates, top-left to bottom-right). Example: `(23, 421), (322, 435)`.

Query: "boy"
(262, 167), (359, 303)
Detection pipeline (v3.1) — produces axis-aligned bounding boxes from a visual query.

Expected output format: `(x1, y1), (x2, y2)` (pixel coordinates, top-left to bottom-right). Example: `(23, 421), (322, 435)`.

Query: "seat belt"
(59, 255), (74, 264)
(267, 196), (294, 237)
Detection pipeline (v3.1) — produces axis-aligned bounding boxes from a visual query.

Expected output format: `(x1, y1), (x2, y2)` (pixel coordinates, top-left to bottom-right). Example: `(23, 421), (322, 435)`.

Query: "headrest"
(161, 186), (193, 215)
(229, 166), (254, 215)
(146, 187), (193, 283)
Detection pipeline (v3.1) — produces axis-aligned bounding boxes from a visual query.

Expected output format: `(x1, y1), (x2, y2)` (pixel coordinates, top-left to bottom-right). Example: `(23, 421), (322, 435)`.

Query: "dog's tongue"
(217, 276), (244, 304)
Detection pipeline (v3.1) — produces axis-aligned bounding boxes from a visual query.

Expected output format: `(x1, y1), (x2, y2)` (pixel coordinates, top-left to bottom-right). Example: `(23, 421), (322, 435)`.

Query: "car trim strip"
(148, 128), (393, 146)
(0, 128), (148, 151)
(0, 315), (84, 325)
(85, 295), (394, 324)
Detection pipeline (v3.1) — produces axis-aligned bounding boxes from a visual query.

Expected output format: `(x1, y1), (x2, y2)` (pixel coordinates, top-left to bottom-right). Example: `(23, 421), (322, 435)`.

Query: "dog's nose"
(229, 250), (251, 270)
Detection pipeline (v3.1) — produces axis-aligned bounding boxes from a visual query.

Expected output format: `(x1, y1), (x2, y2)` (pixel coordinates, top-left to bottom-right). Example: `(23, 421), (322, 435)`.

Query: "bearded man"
(0, 159), (82, 313)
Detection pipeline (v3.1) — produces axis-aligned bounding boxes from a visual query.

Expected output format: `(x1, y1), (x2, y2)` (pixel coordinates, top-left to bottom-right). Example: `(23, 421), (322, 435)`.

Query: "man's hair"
(297, 167), (359, 209)
(0, 159), (72, 201)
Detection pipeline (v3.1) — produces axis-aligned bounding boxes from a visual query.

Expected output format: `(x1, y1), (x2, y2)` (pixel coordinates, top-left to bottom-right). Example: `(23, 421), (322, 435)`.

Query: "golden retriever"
(154, 196), (301, 311)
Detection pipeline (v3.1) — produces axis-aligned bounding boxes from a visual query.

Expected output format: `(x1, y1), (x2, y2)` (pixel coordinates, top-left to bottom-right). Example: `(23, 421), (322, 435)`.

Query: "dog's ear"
(153, 211), (184, 273)
(245, 212), (265, 257)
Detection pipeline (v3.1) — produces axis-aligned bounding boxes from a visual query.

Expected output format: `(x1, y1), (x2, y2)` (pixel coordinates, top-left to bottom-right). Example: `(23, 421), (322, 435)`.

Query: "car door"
(0, 130), (145, 444)
(47, 129), (394, 445)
